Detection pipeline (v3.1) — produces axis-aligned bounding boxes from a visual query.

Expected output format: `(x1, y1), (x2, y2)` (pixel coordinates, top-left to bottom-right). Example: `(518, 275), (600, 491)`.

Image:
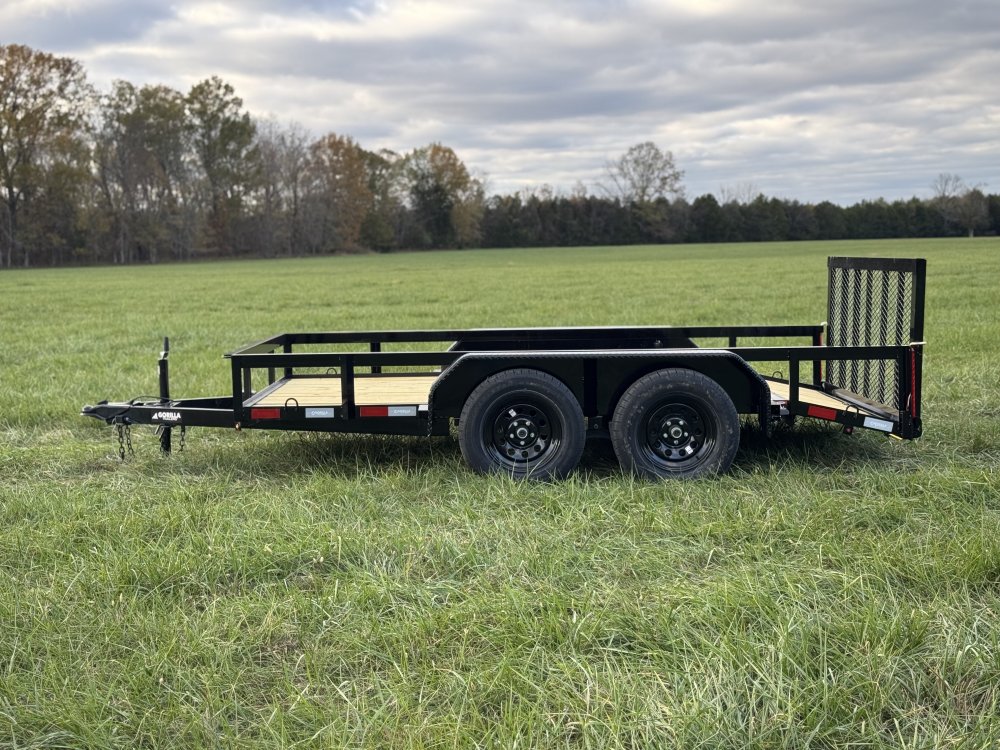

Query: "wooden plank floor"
(251, 376), (437, 407)
(254, 375), (887, 415)
(764, 378), (877, 413)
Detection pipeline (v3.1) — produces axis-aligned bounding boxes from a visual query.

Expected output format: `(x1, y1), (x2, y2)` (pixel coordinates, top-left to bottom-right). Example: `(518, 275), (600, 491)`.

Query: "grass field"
(2, 239), (999, 748)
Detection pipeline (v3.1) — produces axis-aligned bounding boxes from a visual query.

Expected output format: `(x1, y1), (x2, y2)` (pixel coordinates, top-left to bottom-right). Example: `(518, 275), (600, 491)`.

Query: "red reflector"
(250, 408), (281, 420)
(806, 405), (838, 421)
(359, 406), (389, 417)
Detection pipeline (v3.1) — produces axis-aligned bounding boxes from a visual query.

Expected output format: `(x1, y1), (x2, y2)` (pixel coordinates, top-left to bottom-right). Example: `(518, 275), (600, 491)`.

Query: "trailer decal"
(863, 416), (894, 432)
(305, 408), (335, 419)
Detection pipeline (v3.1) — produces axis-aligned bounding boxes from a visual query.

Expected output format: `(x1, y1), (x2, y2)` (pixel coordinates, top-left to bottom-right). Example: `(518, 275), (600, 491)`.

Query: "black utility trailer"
(82, 257), (926, 479)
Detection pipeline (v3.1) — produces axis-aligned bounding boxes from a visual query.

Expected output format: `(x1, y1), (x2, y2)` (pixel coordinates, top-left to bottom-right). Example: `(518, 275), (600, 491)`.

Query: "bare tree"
(247, 120), (311, 255)
(279, 124), (310, 255)
(931, 173), (966, 201)
(932, 173), (988, 237)
(954, 188), (989, 237)
(600, 142), (685, 242)
(602, 141), (684, 205)
(718, 181), (763, 205)
(305, 133), (373, 252)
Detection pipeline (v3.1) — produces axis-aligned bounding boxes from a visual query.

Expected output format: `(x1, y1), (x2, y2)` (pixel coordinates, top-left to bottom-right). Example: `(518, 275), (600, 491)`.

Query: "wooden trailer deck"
(764, 378), (848, 411)
(246, 373), (892, 416)
(763, 378), (893, 420)
(247, 375), (438, 408)
(246, 373), (890, 422)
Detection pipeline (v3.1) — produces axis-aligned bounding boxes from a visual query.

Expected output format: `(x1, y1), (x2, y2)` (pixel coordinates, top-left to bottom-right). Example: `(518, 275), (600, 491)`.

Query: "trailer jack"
(158, 337), (172, 454)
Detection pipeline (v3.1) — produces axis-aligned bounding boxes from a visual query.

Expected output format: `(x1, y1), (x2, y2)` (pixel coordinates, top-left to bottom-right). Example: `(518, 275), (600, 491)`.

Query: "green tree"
(360, 148), (407, 251)
(688, 193), (725, 242)
(785, 200), (818, 241)
(20, 130), (91, 266)
(405, 144), (483, 248)
(186, 77), (257, 254)
(955, 188), (989, 237)
(743, 195), (788, 242)
(95, 81), (194, 263)
(814, 201), (846, 239)
(987, 194), (1000, 236)
(0, 44), (90, 267)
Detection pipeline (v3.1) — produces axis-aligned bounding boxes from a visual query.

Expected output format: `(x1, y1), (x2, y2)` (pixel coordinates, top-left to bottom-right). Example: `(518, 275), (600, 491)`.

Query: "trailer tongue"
(82, 256), (926, 479)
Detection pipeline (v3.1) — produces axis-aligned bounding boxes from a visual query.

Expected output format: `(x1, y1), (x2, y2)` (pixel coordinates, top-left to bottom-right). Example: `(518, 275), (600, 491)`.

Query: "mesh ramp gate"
(826, 256), (926, 409)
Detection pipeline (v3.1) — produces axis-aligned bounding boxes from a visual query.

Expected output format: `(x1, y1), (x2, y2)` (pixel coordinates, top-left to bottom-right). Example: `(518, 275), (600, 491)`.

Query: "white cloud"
(3, 0), (998, 202)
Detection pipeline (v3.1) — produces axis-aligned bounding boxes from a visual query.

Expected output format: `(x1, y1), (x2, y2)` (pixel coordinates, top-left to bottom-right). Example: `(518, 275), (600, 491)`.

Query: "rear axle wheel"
(611, 368), (740, 479)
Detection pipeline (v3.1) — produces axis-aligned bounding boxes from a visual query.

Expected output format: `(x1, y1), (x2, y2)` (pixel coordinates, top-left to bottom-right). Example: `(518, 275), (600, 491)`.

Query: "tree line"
(480, 185), (1000, 250)
(2, 44), (997, 269)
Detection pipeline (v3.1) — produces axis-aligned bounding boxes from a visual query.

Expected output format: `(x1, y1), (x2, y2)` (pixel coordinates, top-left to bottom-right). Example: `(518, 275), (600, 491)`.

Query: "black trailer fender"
(428, 350), (770, 424)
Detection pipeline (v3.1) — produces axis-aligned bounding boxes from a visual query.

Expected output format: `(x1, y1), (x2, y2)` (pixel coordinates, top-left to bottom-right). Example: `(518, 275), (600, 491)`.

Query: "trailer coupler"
(82, 338), (237, 458)
(80, 401), (173, 460)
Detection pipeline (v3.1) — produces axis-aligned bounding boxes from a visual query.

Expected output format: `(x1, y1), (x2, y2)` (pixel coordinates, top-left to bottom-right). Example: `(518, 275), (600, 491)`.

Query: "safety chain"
(116, 423), (134, 461)
(178, 425), (187, 453)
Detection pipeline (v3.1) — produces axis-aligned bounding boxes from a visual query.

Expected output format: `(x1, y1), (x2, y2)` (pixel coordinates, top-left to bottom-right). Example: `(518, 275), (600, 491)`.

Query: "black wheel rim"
(640, 400), (716, 472)
(484, 399), (561, 472)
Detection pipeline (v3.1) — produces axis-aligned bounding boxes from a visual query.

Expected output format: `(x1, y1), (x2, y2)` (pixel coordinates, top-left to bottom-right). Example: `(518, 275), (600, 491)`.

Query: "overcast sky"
(3, 0), (998, 203)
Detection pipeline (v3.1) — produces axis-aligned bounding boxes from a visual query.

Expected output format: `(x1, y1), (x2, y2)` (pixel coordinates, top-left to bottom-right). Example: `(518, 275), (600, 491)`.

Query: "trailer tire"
(611, 368), (739, 479)
(459, 369), (585, 480)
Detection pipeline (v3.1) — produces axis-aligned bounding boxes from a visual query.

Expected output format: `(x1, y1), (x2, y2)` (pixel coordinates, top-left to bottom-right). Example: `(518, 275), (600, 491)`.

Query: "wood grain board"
(252, 374), (885, 416)
(764, 378), (870, 412)
(251, 376), (437, 407)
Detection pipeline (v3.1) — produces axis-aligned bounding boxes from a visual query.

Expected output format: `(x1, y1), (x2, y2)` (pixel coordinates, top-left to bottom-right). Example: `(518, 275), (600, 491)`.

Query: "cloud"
(0, 0), (172, 50)
(3, 0), (998, 202)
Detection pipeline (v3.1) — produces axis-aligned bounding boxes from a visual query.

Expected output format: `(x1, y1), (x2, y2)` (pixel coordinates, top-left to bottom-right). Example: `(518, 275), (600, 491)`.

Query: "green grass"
(1, 239), (999, 748)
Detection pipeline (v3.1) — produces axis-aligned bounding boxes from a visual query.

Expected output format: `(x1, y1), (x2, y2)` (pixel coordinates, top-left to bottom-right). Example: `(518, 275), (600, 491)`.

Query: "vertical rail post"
(158, 337), (171, 454)
(231, 356), (244, 425)
(283, 339), (293, 379)
(812, 329), (823, 385)
(788, 354), (800, 407)
(909, 259), (927, 343)
(342, 356), (356, 419)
